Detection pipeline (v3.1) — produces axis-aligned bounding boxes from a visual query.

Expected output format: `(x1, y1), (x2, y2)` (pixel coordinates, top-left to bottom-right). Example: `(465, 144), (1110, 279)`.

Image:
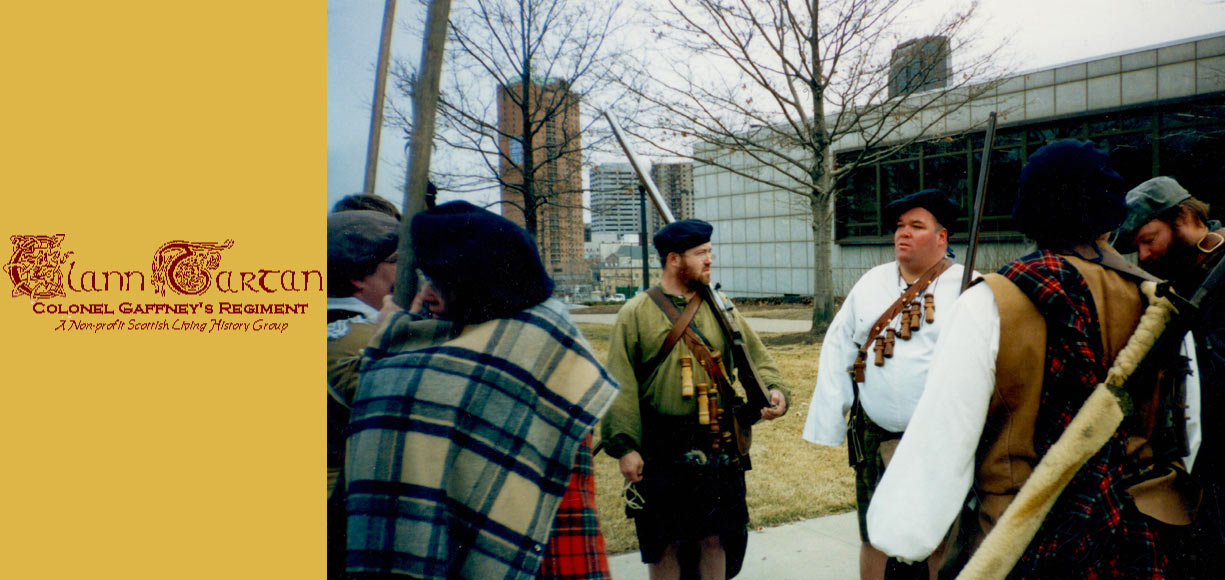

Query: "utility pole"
(393, 0), (452, 307)
(362, 0), (398, 194)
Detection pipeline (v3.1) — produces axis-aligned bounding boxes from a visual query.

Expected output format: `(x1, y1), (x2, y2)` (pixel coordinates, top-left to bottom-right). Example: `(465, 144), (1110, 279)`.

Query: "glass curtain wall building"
(695, 32), (1225, 298)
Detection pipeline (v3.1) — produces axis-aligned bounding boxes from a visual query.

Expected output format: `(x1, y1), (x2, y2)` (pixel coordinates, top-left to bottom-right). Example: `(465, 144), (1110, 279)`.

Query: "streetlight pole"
(639, 184), (649, 293)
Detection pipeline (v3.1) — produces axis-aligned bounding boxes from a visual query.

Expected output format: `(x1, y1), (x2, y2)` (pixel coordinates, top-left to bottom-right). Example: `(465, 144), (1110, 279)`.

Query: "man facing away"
(868, 140), (1202, 579)
(344, 201), (620, 579)
(600, 219), (789, 580)
(802, 189), (966, 580)
(1116, 175), (1225, 576)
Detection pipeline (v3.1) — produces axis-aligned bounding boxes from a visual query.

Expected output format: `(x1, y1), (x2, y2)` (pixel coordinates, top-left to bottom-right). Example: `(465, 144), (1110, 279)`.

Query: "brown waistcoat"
(974, 255), (1193, 544)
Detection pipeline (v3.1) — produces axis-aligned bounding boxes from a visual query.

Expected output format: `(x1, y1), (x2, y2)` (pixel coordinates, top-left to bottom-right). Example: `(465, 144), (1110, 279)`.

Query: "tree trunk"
(810, 193), (836, 333)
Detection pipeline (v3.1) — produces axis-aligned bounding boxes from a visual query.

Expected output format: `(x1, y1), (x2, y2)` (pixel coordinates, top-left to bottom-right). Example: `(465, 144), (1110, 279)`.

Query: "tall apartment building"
(648, 161), (694, 233)
(590, 163), (642, 236)
(497, 78), (586, 287)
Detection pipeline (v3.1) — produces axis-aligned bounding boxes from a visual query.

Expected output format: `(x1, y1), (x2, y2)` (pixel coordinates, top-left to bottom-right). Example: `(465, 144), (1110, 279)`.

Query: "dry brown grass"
(576, 323), (856, 555)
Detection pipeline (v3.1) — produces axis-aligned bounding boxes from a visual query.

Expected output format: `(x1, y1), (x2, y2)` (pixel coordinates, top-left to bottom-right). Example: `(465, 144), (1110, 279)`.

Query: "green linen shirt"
(600, 289), (788, 458)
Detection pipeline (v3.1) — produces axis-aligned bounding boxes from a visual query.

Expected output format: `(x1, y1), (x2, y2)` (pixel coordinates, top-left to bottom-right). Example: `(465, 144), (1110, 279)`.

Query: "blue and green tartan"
(344, 299), (618, 579)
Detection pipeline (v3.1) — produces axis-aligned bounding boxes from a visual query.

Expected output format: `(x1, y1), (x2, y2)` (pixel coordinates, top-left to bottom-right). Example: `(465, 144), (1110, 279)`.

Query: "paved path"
(608, 511), (860, 580)
(571, 314), (811, 334)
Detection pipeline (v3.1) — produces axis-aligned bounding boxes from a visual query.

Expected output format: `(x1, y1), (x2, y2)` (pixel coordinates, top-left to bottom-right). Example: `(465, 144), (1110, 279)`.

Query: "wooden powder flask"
(853, 357), (867, 383)
(924, 294), (935, 324)
(900, 310), (913, 340)
(874, 338), (886, 366)
(709, 387), (721, 450)
(697, 383), (710, 425)
(884, 328), (896, 357)
(680, 356), (695, 398)
(909, 300), (922, 330)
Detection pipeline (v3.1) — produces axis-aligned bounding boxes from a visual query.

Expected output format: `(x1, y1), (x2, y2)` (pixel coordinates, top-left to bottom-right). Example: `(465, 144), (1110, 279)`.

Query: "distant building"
(496, 78), (586, 287)
(648, 161), (695, 233)
(595, 245), (661, 298)
(695, 31), (1225, 298)
(888, 36), (951, 98)
(590, 163), (642, 236)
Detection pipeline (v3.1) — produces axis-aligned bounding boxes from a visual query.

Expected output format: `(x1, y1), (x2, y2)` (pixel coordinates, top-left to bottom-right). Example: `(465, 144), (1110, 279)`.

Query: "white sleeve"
(1182, 332), (1202, 472)
(802, 288), (859, 446)
(867, 283), (999, 562)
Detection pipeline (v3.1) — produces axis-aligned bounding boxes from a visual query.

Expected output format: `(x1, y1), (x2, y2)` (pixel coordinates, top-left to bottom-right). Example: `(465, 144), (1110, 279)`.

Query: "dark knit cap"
(653, 219), (714, 260)
(883, 189), (961, 233)
(327, 210), (399, 297)
(411, 200), (554, 324)
(1012, 139), (1126, 248)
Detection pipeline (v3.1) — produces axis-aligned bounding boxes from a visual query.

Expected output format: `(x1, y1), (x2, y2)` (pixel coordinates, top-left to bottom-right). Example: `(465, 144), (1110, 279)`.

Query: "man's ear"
(938, 227), (949, 246)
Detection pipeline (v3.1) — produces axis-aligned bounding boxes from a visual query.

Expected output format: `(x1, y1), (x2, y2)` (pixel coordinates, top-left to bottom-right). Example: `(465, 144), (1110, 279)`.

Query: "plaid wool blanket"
(345, 299), (619, 579)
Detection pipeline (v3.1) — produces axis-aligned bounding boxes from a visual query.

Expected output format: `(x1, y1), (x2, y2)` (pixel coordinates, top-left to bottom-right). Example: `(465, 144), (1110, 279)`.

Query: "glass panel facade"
(834, 94), (1225, 242)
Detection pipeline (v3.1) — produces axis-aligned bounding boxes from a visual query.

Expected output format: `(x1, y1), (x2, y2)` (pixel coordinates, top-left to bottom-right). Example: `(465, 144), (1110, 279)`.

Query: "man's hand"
(619, 450), (644, 483)
(760, 389), (787, 421)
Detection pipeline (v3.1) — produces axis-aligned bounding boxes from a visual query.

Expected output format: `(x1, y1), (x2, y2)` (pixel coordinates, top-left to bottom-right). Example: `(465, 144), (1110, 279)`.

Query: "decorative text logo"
(6, 235), (73, 300)
(151, 240), (235, 296)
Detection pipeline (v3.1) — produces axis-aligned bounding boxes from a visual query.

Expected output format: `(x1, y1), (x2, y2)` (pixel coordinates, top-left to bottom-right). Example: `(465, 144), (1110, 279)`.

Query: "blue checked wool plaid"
(344, 299), (619, 579)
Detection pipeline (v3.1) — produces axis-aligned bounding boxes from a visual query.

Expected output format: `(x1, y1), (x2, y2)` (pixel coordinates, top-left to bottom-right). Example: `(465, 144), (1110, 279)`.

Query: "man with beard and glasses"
(601, 219), (789, 580)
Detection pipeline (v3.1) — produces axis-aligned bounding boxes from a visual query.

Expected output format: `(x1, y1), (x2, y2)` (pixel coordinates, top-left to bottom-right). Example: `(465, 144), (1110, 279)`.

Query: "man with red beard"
(601, 219), (789, 579)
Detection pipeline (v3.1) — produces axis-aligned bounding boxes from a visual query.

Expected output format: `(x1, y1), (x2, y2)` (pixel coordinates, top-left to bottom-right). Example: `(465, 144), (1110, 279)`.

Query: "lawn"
(576, 323), (857, 555)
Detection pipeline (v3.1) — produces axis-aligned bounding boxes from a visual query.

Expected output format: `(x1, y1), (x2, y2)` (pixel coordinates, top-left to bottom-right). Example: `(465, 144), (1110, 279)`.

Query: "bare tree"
(621, 0), (1008, 329)
(389, 0), (641, 238)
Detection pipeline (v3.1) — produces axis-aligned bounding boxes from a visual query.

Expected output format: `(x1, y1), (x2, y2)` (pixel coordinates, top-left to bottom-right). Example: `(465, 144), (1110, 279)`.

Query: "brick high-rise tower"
(648, 161), (694, 233)
(497, 78), (585, 288)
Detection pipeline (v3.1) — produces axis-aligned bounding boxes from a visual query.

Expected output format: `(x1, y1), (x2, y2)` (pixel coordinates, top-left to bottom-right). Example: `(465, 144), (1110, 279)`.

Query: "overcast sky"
(327, 0), (1225, 213)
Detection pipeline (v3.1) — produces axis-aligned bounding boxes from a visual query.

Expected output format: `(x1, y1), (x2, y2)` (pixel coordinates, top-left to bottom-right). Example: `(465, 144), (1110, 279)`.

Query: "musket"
(603, 110), (774, 419)
(961, 111), (998, 292)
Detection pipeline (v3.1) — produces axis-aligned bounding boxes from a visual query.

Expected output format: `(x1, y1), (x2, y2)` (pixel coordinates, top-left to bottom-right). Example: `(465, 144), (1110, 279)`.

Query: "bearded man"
(601, 219), (789, 580)
(1116, 176), (1224, 576)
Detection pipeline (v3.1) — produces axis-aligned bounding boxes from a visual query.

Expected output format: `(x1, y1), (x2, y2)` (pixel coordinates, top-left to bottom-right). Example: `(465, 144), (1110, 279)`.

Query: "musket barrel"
(603, 110), (676, 224)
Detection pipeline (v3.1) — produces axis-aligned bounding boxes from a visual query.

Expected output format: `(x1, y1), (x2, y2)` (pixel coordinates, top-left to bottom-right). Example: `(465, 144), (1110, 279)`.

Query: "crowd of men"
(325, 136), (1224, 579)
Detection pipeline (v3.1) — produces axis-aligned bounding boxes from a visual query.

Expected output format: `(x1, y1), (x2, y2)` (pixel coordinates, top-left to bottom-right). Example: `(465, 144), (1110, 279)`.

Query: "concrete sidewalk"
(608, 511), (859, 580)
(571, 314), (811, 334)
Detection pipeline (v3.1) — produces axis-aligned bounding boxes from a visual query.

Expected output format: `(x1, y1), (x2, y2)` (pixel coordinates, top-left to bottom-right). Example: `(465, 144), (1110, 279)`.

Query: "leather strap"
(853, 257), (954, 379)
(648, 286), (703, 362)
(645, 287), (735, 399)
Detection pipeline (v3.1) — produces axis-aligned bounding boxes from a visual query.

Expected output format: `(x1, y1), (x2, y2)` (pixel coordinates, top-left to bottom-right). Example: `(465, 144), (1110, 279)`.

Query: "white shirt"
(866, 283), (1203, 562)
(326, 296), (380, 340)
(802, 261), (967, 444)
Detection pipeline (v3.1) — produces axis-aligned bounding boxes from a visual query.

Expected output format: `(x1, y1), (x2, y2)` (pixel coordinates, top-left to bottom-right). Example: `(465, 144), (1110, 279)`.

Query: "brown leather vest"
(974, 256), (1194, 543)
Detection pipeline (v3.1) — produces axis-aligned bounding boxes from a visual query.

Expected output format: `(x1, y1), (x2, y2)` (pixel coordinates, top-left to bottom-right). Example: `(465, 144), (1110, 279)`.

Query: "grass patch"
(576, 323), (855, 555)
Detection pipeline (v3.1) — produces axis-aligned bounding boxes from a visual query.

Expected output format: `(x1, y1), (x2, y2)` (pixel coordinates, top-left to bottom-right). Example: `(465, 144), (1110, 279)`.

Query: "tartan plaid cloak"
(345, 299), (619, 579)
(537, 434), (610, 579)
(1000, 251), (1163, 579)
